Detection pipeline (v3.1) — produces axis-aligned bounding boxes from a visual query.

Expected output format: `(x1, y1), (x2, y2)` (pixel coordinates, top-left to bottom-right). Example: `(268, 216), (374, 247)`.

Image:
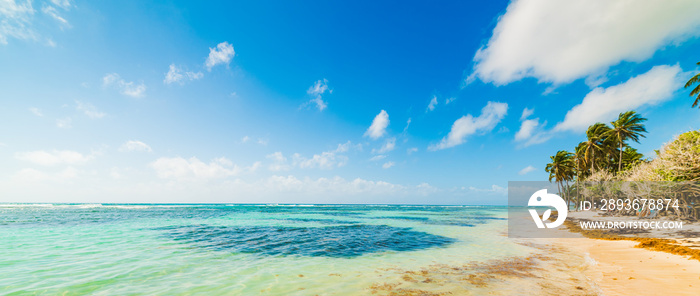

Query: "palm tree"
(608, 111), (647, 172)
(685, 62), (700, 108)
(545, 150), (575, 204)
(579, 123), (611, 174)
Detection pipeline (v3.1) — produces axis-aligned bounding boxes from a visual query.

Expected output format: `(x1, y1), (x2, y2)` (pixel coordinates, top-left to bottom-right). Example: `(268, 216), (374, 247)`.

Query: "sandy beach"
(550, 224), (700, 296)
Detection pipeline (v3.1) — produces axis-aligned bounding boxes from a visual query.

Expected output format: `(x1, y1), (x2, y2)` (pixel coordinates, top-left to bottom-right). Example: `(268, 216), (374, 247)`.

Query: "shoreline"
(548, 219), (700, 296)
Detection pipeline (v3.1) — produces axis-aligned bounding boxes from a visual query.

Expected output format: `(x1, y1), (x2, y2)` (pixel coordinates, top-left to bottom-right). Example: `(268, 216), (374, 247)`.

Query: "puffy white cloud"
(119, 140), (152, 153)
(429, 101), (508, 150)
(103, 73), (146, 97)
(426, 95), (438, 112)
(520, 107), (534, 121)
(164, 64), (203, 85)
(15, 150), (94, 166)
(372, 137), (395, 154)
(518, 165), (537, 175)
(56, 117), (71, 128)
(307, 78), (330, 96)
(554, 64), (683, 132)
(364, 110), (389, 139)
(76, 101), (105, 119)
(205, 42), (235, 71)
(150, 157), (246, 180)
(303, 79), (331, 111)
(382, 161), (395, 169)
(514, 117), (551, 147)
(293, 143), (350, 170)
(470, 0), (700, 85)
(266, 152), (290, 171)
(514, 118), (539, 142)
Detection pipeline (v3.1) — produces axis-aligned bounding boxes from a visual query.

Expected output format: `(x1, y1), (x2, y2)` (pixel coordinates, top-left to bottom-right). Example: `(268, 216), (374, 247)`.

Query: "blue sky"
(2, 0), (700, 204)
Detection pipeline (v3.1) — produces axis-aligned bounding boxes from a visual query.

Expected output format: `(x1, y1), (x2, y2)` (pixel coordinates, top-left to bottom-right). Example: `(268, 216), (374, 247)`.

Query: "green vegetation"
(545, 111), (700, 220)
(685, 61), (700, 108)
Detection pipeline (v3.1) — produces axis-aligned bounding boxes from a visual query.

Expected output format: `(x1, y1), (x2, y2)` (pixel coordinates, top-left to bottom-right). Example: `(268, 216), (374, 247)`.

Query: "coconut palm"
(608, 111), (647, 172)
(685, 62), (700, 108)
(545, 150), (575, 204)
(579, 123), (611, 173)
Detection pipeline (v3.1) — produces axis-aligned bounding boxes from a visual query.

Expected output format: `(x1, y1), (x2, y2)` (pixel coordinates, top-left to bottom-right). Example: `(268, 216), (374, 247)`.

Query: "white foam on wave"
(0, 203), (55, 208)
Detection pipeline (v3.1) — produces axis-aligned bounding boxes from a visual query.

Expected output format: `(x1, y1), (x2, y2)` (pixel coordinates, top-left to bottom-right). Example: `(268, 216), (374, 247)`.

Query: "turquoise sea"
(0, 204), (579, 295)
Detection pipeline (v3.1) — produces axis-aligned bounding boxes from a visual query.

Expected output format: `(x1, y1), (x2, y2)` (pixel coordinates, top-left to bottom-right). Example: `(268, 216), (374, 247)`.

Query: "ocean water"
(0, 204), (547, 295)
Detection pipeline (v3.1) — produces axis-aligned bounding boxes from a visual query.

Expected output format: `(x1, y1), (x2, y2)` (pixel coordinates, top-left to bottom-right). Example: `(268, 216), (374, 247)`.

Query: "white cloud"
(369, 155), (386, 161)
(445, 97), (457, 105)
(266, 152), (290, 171)
(407, 147), (418, 155)
(382, 161), (395, 169)
(514, 118), (538, 142)
(50, 0), (71, 9)
(288, 142), (355, 170)
(293, 143), (350, 170)
(426, 95), (438, 112)
(241, 136), (250, 143)
(364, 110), (389, 139)
(0, 0), (74, 45)
(554, 64), (683, 132)
(372, 137), (395, 154)
(29, 107), (42, 117)
(42, 5), (68, 27)
(0, 0), (36, 45)
(119, 140), (152, 153)
(303, 79), (330, 111)
(464, 184), (507, 196)
(514, 117), (551, 147)
(429, 101), (508, 150)
(307, 78), (330, 96)
(56, 117), (71, 128)
(205, 42), (235, 71)
(150, 157), (245, 180)
(518, 165), (537, 175)
(164, 64), (203, 85)
(76, 101), (105, 119)
(308, 97), (327, 111)
(520, 107), (534, 120)
(15, 150), (93, 166)
(470, 0), (700, 85)
(103, 73), (146, 97)
(403, 118), (411, 133)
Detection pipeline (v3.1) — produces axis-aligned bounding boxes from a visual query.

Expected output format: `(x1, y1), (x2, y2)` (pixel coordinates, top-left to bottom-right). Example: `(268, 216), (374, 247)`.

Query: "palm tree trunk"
(618, 139), (623, 172)
(592, 149), (597, 173)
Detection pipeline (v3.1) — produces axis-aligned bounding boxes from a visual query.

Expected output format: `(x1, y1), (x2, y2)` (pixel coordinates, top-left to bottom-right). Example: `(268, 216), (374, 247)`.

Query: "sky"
(2, 0), (700, 204)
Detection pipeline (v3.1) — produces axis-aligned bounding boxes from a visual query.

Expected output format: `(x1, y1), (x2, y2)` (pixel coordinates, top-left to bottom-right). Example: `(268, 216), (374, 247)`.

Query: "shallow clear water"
(0, 204), (536, 295)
